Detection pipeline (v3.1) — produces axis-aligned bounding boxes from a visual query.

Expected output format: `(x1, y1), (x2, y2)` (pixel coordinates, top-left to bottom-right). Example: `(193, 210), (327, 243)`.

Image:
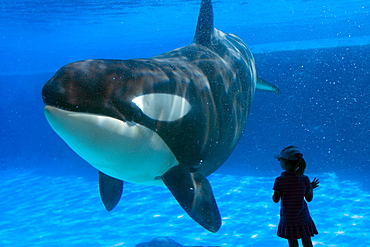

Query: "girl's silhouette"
(272, 146), (319, 247)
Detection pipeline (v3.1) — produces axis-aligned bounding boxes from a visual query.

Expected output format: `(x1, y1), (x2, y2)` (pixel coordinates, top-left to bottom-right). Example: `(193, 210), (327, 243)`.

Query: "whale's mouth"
(41, 85), (133, 124)
(44, 105), (178, 186)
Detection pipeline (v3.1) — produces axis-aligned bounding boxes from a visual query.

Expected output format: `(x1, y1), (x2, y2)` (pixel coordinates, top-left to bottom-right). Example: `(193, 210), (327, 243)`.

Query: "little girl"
(272, 146), (319, 247)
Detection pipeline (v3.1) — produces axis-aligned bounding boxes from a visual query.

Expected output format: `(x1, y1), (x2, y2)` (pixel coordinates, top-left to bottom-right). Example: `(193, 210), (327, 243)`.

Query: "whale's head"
(42, 59), (192, 186)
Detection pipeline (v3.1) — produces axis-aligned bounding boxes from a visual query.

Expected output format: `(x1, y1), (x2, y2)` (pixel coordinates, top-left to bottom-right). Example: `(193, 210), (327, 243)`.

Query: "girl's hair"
(286, 153), (306, 176)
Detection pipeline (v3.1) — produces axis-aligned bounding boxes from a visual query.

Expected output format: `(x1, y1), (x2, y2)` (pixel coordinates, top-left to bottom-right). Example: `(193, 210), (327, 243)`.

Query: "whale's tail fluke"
(257, 77), (281, 94)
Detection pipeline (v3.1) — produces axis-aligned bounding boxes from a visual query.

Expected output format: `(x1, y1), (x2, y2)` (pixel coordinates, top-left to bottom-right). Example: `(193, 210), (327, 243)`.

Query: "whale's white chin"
(44, 105), (178, 186)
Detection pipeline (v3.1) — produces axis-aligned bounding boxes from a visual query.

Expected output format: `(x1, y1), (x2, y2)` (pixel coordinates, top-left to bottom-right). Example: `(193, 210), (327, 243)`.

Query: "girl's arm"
(305, 187), (313, 202)
(305, 177), (320, 202)
(272, 190), (281, 203)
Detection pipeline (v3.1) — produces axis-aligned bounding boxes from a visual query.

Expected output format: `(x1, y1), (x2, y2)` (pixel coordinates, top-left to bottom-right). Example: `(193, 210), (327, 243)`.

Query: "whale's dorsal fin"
(193, 0), (214, 46)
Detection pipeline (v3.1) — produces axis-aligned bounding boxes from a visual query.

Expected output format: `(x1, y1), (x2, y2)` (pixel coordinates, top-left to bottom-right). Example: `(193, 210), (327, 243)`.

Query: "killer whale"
(42, 0), (279, 233)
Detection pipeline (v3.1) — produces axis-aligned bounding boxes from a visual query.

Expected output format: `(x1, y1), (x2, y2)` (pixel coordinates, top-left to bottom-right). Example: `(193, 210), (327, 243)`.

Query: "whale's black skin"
(42, 0), (279, 233)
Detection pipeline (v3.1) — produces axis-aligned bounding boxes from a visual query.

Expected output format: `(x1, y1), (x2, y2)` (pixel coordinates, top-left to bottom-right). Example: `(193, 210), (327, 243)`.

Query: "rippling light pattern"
(1, 170), (369, 246)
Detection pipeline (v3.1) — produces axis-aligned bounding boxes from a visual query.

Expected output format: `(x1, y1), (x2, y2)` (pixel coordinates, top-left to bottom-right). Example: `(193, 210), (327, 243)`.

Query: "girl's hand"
(311, 177), (320, 189)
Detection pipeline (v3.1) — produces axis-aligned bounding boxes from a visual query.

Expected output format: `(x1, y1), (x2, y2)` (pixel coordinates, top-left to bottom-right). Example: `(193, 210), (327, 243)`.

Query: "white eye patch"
(132, 93), (191, 121)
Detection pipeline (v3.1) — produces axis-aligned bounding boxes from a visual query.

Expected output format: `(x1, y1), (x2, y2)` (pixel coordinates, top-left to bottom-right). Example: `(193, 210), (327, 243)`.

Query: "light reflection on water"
(1, 169), (369, 246)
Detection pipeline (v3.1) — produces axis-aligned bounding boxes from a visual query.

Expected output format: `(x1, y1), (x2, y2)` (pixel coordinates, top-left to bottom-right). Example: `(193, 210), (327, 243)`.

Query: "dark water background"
(1, 0), (369, 246)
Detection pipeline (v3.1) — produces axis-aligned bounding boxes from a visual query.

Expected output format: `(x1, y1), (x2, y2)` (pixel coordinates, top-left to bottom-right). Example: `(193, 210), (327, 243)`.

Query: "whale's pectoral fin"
(98, 171), (124, 211)
(257, 77), (281, 94)
(161, 165), (221, 233)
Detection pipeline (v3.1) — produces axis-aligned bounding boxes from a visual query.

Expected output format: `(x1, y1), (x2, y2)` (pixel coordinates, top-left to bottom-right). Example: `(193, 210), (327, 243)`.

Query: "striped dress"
(273, 171), (318, 239)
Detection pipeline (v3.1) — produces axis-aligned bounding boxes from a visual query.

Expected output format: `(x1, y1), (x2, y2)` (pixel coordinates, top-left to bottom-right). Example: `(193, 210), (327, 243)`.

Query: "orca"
(42, 0), (279, 233)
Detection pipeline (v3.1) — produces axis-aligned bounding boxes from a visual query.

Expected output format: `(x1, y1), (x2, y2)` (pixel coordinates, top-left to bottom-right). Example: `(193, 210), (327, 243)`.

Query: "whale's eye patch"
(132, 93), (191, 121)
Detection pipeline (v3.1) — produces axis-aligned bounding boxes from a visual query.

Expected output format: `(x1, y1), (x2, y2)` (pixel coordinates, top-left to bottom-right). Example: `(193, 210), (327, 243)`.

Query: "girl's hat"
(274, 146), (303, 160)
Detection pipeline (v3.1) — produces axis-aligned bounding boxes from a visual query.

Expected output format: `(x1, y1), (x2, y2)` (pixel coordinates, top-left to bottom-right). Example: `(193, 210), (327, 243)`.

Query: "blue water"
(1, 170), (369, 246)
(1, 0), (369, 246)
